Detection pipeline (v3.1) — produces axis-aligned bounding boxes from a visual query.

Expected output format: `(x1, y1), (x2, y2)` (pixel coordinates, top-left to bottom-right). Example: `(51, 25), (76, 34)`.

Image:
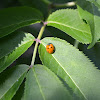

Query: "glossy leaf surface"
(0, 6), (43, 38)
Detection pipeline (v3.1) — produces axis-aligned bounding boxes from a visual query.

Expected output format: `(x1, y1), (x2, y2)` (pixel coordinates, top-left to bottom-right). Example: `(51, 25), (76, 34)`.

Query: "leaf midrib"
(0, 40), (33, 73)
(32, 68), (46, 100)
(42, 43), (88, 100)
(0, 39), (33, 60)
(5, 40), (33, 62)
(0, 19), (40, 30)
(52, 54), (88, 100)
(48, 21), (90, 35)
(0, 68), (27, 99)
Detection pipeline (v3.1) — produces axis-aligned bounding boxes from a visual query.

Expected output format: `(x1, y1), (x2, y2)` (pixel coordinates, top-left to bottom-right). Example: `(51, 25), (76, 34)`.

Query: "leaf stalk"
(31, 23), (46, 67)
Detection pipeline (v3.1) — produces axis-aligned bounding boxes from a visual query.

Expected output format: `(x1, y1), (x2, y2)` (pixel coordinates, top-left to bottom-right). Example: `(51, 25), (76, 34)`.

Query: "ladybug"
(46, 43), (55, 54)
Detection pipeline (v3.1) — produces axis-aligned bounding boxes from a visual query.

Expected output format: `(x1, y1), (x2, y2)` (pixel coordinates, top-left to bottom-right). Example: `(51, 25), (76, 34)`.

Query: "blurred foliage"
(49, 0), (76, 3)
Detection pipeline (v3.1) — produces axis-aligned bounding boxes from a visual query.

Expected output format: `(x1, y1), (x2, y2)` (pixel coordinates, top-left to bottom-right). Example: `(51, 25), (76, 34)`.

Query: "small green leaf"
(39, 37), (100, 100)
(77, 0), (100, 48)
(47, 9), (92, 44)
(0, 32), (35, 73)
(24, 64), (72, 100)
(0, 64), (29, 100)
(0, 6), (43, 38)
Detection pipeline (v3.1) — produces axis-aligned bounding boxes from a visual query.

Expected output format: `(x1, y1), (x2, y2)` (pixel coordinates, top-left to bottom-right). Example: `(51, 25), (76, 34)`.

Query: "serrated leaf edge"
(0, 65), (28, 99)
(0, 33), (34, 60)
(39, 37), (100, 100)
(48, 8), (90, 32)
(47, 9), (91, 44)
(0, 34), (34, 73)
(41, 42), (88, 100)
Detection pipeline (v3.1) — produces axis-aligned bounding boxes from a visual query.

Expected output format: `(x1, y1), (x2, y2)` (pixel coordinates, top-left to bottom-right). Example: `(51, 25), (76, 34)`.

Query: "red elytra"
(46, 43), (55, 54)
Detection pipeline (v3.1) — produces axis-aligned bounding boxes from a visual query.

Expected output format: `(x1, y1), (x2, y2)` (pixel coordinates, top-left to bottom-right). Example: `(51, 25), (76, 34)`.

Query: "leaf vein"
(51, 54), (88, 100)
(48, 21), (90, 35)
(0, 19), (40, 30)
(32, 68), (46, 100)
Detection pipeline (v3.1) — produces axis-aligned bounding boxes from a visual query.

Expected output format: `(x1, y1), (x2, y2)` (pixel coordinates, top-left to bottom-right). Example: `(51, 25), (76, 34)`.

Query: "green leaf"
(0, 6), (43, 38)
(0, 31), (33, 59)
(0, 32), (35, 73)
(39, 37), (100, 100)
(77, 0), (100, 48)
(0, 64), (29, 100)
(47, 9), (92, 44)
(12, 81), (25, 100)
(86, 0), (100, 8)
(24, 64), (72, 100)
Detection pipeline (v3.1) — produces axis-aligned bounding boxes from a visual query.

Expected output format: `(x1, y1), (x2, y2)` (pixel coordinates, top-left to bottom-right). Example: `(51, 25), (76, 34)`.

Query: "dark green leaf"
(0, 64), (29, 100)
(24, 64), (72, 100)
(39, 37), (100, 100)
(12, 81), (25, 100)
(0, 6), (43, 38)
(19, 0), (50, 19)
(0, 32), (35, 73)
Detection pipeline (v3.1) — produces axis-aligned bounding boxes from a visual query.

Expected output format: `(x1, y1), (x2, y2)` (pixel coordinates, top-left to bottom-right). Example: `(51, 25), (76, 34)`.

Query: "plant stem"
(37, 25), (46, 40)
(31, 24), (46, 66)
(31, 42), (38, 66)
(54, 1), (76, 8)
(74, 40), (79, 48)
